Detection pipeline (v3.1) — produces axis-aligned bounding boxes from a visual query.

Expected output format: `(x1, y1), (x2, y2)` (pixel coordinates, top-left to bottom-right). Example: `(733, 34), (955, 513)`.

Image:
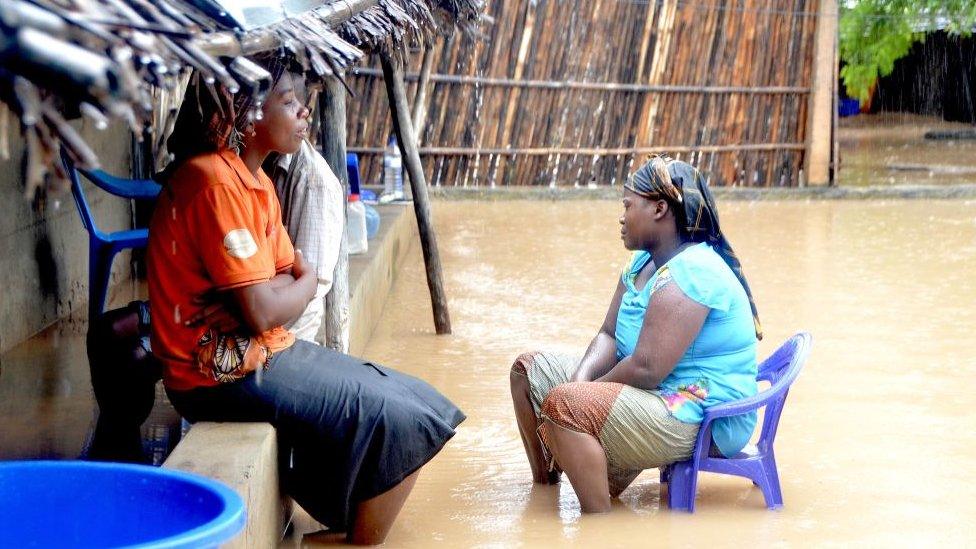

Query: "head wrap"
(159, 53), (288, 181)
(624, 156), (762, 340)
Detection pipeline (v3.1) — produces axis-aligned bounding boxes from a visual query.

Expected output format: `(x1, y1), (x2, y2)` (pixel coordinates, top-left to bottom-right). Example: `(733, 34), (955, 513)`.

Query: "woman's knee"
(510, 351), (539, 378)
(510, 352), (542, 397)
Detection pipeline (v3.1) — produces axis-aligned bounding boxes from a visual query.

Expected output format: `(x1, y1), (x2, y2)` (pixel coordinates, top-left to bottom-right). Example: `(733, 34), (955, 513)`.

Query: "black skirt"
(167, 339), (465, 530)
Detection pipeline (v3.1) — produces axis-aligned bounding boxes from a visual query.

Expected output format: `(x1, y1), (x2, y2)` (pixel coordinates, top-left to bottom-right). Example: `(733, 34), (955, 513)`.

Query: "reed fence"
(346, 0), (821, 187)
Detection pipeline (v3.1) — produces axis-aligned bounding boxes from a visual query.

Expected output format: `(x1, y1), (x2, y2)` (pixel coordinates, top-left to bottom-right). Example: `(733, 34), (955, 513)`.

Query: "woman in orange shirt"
(147, 58), (464, 545)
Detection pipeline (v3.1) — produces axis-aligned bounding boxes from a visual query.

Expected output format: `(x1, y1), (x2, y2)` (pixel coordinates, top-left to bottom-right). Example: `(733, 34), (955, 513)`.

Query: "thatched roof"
(0, 0), (483, 201)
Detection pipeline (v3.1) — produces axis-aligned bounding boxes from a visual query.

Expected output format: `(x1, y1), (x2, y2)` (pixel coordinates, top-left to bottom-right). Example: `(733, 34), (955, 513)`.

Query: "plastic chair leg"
(88, 243), (117, 320)
(757, 455), (783, 509)
(666, 461), (698, 512)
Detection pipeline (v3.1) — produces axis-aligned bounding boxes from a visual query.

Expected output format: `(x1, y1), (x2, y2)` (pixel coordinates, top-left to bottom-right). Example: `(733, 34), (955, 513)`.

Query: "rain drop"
(171, 207), (176, 220)
(172, 240), (177, 255)
(174, 305), (181, 324)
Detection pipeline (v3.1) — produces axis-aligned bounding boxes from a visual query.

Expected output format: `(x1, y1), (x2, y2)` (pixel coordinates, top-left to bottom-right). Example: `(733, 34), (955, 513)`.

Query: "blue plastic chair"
(661, 332), (812, 512)
(62, 151), (161, 320)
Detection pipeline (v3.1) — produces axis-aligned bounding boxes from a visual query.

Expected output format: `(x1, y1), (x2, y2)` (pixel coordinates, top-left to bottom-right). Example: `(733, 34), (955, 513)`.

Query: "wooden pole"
(319, 75), (351, 352)
(380, 52), (452, 335)
(412, 46), (435, 145)
(805, 0), (837, 186)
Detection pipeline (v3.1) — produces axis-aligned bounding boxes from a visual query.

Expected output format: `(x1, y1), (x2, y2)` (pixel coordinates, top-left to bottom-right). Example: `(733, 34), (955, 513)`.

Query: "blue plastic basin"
(0, 460), (246, 548)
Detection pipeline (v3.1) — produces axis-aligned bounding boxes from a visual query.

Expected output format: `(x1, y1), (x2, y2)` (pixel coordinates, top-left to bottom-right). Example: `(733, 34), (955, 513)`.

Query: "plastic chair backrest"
(754, 333), (812, 452)
(63, 152), (99, 236)
(62, 151), (161, 237)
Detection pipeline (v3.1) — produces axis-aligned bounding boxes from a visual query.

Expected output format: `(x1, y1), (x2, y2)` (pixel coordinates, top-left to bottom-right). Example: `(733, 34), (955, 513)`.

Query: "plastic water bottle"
(347, 193), (368, 255)
(364, 203), (380, 239)
(382, 134), (403, 201)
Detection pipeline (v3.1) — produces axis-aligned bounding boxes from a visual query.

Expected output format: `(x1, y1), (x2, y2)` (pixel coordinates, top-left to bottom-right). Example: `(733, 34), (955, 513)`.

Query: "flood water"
(0, 300), (181, 464)
(2, 198), (974, 546)
(301, 199), (976, 546)
(839, 113), (976, 186)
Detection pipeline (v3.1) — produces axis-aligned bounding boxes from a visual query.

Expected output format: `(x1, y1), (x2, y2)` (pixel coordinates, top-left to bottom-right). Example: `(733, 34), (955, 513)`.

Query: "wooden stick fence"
(346, 0), (822, 187)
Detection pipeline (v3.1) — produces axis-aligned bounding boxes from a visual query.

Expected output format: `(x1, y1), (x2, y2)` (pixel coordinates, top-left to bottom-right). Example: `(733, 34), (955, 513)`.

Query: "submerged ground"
(303, 199), (975, 546)
(1, 198), (973, 546)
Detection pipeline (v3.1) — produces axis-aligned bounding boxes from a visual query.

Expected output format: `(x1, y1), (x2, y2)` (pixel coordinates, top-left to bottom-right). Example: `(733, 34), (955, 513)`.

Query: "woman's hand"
(230, 249), (318, 334)
(571, 279), (627, 382)
(291, 249), (315, 282)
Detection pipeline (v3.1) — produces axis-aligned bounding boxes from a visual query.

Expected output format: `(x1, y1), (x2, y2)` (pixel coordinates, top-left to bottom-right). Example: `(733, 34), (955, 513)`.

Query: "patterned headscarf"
(160, 53), (288, 181)
(624, 156), (762, 340)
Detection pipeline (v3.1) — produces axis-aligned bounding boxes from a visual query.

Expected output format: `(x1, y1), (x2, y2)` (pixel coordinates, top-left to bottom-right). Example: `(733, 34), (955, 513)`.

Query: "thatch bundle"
(0, 0), (483, 202)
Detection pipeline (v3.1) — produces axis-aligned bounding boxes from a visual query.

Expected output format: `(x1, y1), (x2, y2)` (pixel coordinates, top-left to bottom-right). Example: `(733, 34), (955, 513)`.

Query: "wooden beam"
(348, 142), (807, 156)
(804, 0), (837, 186)
(351, 68), (810, 94)
(380, 53), (452, 335)
(319, 75), (350, 352)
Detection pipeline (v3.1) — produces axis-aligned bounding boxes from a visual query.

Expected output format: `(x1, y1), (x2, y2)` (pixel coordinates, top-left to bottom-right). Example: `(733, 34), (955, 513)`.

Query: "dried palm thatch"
(0, 0), (484, 203)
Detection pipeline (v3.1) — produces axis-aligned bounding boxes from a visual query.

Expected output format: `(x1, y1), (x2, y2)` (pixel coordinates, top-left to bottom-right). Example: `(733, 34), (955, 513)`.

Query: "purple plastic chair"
(660, 332), (812, 512)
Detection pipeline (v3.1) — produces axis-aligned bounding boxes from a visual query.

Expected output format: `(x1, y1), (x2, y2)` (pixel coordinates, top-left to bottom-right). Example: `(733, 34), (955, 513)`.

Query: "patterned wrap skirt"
(512, 350), (697, 494)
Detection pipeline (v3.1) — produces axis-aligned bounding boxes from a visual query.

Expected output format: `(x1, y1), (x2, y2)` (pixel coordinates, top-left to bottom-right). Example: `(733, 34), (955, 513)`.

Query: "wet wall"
(0, 122), (134, 353)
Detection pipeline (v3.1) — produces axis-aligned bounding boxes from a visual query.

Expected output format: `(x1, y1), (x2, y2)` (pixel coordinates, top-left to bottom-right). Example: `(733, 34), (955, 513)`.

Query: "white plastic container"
(382, 134), (403, 201)
(346, 194), (368, 255)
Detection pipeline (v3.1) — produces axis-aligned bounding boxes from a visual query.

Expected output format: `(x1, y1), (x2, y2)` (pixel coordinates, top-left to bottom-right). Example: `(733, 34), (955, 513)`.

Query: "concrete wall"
(0, 121), (134, 353)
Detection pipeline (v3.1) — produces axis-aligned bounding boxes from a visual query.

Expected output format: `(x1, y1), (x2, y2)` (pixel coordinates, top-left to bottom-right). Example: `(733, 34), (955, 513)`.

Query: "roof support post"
(380, 52), (452, 335)
(319, 74), (351, 351)
(805, 0), (838, 186)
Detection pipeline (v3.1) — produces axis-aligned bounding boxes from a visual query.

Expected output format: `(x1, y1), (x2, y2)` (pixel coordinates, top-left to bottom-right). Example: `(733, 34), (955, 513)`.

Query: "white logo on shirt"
(223, 229), (258, 259)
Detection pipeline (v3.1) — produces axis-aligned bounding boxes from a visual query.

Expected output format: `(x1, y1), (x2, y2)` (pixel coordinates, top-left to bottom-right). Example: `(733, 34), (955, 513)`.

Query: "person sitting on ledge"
(146, 55), (464, 544)
(509, 156), (761, 513)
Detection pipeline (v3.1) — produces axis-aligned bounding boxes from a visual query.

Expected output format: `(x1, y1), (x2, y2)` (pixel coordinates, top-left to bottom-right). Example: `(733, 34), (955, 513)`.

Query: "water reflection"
(0, 308), (181, 464)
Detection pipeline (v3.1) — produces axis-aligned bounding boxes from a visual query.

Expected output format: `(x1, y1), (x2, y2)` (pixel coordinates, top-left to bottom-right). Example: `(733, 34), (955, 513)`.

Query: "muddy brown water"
(298, 199), (976, 546)
(839, 113), (976, 186)
(2, 199), (974, 546)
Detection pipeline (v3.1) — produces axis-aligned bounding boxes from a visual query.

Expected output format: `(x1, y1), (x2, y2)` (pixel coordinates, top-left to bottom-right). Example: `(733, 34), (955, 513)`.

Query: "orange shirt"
(148, 150), (296, 391)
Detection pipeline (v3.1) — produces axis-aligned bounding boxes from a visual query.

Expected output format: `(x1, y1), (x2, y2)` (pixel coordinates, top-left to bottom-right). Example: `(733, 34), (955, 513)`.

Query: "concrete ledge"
(347, 202), (417, 356)
(163, 422), (282, 548)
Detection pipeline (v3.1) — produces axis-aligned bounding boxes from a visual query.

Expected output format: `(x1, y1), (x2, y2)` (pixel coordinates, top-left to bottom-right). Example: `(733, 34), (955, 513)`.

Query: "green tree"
(839, 0), (976, 101)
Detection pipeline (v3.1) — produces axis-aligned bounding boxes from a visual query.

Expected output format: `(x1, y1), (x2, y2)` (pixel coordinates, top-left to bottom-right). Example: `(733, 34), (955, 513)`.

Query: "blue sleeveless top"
(615, 243), (758, 457)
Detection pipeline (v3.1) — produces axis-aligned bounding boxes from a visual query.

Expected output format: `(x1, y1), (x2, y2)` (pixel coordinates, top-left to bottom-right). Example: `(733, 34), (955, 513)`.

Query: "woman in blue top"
(510, 156), (762, 513)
